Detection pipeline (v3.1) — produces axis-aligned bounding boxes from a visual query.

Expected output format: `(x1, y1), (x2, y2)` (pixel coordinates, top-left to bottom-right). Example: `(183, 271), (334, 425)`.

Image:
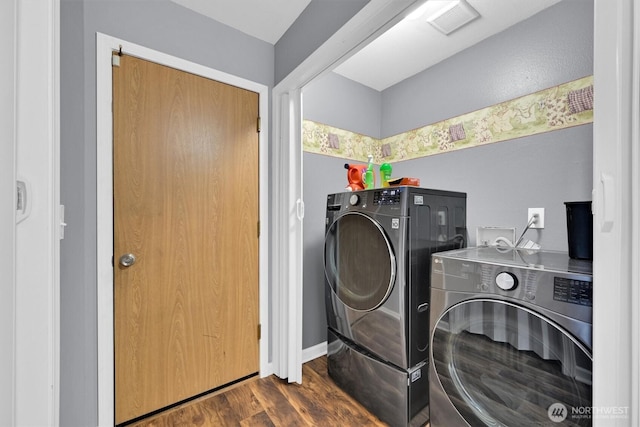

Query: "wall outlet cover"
(528, 207), (545, 228)
(476, 226), (516, 247)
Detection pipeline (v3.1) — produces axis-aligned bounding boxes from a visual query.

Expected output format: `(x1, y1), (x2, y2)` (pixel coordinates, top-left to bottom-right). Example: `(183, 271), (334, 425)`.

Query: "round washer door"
(324, 212), (396, 311)
(431, 299), (592, 426)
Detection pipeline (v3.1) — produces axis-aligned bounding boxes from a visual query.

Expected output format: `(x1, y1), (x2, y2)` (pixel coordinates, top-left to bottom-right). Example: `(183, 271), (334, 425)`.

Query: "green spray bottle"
(364, 154), (375, 189)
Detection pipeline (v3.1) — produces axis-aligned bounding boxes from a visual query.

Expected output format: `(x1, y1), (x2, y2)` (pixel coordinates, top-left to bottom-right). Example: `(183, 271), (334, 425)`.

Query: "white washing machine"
(429, 247), (592, 426)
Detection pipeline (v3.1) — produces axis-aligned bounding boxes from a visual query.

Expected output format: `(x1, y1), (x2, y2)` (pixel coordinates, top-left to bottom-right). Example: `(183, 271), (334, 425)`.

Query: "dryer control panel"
(373, 188), (402, 205)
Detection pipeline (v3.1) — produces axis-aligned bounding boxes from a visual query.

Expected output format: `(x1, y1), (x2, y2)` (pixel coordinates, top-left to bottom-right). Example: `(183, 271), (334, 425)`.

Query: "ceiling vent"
(427, 0), (480, 35)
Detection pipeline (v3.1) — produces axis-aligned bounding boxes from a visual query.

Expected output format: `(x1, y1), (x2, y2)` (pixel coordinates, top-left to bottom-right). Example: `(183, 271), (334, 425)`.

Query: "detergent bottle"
(344, 163), (367, 191)
(379, 163), (392, 187)
(364, 155), (375, 189)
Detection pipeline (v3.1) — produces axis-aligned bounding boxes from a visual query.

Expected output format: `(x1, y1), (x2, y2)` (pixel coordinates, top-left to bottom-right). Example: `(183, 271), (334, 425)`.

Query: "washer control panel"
(431, 248), (593, 323)
(553, 277), (592, 306)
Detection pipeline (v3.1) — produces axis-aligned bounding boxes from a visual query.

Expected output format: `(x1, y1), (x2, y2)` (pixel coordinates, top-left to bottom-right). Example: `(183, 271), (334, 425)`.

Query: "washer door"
(324, 212), (396, 311)
(431, 299), (592, 426)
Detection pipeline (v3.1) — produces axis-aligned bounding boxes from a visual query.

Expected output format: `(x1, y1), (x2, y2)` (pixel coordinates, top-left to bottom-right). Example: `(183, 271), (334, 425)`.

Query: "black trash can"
(565, 201), (593, 260)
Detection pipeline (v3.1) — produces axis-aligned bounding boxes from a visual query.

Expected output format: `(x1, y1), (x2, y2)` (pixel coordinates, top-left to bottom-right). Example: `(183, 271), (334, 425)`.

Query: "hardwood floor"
(127, 356), (390, 426)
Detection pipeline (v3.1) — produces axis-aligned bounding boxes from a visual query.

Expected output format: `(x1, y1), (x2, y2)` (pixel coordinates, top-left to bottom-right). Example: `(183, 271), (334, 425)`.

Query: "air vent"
(427, 0), (480, 35)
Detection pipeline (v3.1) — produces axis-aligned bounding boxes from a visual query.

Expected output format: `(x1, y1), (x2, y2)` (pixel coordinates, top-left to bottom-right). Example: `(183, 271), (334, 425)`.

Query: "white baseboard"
(260, 362), (274, 378)
(302, 341), (327, 364)
(263, 342), (327, 380)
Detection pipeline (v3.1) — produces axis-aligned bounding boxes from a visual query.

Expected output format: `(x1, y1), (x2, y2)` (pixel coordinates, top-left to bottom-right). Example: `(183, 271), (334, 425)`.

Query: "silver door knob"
(119, 253), (136, 267)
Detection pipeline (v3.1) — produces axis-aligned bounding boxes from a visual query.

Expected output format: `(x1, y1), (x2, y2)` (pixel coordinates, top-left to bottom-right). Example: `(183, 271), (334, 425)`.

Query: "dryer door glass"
(324, 212), (396, 311)
(431, 299), (592, 426)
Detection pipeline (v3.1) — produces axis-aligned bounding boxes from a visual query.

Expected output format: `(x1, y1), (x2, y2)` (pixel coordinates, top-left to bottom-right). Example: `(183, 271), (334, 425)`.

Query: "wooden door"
(112, 54), (260, 424)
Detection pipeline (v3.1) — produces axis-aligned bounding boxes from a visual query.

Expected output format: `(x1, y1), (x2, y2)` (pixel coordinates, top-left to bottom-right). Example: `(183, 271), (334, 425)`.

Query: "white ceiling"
(170, 0), (562, 91)
(170, 0), (313, 44)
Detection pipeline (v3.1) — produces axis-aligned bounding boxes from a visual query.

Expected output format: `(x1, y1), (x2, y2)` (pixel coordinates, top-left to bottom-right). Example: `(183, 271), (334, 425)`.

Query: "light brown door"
(113, 54), (260, 424)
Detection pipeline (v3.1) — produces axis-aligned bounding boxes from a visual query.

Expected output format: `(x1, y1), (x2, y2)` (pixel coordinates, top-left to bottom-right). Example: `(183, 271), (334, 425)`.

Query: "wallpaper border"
(303, 75), (594, 164)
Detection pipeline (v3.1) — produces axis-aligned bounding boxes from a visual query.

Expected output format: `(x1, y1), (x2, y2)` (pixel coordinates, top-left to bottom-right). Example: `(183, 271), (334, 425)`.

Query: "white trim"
(271, 91), (290, 379)
(52, 1), (61, 424)
(270, 88), (305, 384)
(271, 0), (420, 383)
(95, 36), (114, 426)
(287, 89), (304, 383)
(96, 33), (270, 427)
(631, 0), (640, 423)
(592, 0), (636, 424)
(0, 0), (17, 424)
(14, 0), (60, 425)
(302, 341), (328, 364)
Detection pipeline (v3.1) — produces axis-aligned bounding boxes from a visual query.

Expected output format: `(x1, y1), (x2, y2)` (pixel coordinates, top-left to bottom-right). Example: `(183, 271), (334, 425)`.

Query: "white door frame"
(11, 0), (61, 426)
(592, 0), (639, 424)
(96, 33), (270, 427)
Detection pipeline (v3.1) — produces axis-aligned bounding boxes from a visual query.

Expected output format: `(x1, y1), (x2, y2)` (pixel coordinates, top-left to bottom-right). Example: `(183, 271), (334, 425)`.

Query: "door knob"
(119, 253), (136, 267)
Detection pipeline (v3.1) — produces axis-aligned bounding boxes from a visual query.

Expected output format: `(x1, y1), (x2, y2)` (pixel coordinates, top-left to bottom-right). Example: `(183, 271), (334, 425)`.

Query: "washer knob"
(496, 271), (518, 291)
(349, 194), (360, 206)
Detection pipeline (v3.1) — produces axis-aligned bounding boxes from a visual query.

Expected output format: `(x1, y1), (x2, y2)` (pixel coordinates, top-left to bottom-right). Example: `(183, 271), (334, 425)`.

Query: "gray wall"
(303, 72), (382, 137)
(275, 0), (369, 85)
(60, 1), (273, 425)
(60, 1), (88, 425)
(303, 0), (593, 349)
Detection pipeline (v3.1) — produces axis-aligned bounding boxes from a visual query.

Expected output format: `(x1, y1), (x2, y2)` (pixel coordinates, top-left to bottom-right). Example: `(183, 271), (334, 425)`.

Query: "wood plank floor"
(127, 356), (392, 426)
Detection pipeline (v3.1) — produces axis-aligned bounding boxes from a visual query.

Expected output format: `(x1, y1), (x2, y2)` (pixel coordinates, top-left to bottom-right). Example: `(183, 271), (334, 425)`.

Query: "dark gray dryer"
(324, 186), (467, 427)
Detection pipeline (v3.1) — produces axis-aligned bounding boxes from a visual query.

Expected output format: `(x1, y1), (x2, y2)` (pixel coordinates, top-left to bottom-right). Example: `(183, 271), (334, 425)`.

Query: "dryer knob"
(496, 271), (518, 291)
(349, 194), (360, 206)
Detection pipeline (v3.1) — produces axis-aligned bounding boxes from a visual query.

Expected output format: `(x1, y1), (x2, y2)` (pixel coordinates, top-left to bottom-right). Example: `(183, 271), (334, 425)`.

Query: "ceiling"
(170, 0), (313, 44)
(170, 0), (562, 91)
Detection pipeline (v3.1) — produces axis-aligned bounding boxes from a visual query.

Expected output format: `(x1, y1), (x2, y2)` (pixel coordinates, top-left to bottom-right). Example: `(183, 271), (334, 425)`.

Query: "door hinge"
(257, 324), (261, 340)
(257, 220), (260, 238)
(112, 46), (123, 67)
(257, 117), (261, 133)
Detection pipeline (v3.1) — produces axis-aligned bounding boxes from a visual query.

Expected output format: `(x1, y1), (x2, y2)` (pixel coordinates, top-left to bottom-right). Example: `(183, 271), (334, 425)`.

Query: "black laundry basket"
(564, 201), (593, 260)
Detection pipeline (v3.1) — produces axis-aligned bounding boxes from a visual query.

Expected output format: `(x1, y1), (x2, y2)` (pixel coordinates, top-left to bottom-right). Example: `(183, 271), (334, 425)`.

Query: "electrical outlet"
(528, 208), (545, 229)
